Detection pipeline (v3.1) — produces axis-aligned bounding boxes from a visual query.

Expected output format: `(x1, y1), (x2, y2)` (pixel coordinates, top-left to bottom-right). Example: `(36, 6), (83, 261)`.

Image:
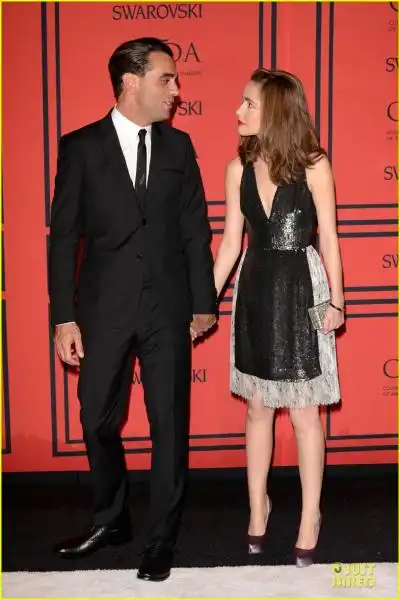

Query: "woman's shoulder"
(305, 154), (333, 187)
(306, 154), (331, 174)
(225, 156), (245, 183)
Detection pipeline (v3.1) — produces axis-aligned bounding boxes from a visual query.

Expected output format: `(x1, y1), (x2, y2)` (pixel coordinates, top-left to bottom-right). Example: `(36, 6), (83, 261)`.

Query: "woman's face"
(236, 81), (262, 136)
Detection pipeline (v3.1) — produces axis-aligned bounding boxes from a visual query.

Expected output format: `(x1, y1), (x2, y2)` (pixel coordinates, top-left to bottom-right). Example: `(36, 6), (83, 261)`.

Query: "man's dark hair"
(108, 37), (174, 99)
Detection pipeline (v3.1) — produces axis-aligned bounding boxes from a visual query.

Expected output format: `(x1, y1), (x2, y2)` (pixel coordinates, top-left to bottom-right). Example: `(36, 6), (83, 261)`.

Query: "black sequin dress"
(230, 163), (340, 408)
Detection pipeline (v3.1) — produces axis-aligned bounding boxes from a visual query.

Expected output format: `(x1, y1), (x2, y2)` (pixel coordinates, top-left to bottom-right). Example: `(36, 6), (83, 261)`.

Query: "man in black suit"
(49, 38), (216, 581)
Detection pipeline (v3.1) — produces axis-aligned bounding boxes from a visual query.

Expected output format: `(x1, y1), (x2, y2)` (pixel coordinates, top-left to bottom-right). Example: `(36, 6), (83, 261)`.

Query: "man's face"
(134, 51), (179, 123)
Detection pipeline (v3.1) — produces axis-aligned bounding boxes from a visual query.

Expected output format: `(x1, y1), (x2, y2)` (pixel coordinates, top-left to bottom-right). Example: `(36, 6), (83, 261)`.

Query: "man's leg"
(78, 327), (135, 524)
(54, 326), (135, 557)
(134, 289), (191, 579)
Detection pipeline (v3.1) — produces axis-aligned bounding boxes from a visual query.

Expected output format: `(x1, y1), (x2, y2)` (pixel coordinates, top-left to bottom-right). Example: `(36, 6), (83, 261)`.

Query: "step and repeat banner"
(2, 1), (398, 472)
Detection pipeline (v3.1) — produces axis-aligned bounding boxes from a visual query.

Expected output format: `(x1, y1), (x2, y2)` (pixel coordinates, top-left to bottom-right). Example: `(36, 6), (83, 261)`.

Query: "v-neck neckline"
(251, 163), (279, 221)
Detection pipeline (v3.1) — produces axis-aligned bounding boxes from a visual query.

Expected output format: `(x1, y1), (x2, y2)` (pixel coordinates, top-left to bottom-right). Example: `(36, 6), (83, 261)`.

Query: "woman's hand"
(322, 304), (345, 334)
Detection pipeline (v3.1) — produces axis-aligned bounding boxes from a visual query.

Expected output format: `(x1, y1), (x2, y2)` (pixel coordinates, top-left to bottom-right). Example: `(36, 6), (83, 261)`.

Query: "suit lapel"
(97, 112), (143, 218)
(146, 122), (165, 201)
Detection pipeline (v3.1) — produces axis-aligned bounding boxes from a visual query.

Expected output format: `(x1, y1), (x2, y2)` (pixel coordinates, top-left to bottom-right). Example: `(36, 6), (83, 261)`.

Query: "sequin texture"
(230, 163), (340, 408)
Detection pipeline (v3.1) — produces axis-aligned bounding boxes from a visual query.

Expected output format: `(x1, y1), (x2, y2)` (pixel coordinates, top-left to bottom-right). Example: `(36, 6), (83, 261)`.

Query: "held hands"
(322, 304), (345, 334)
(54, 323), (84, 366)
(190, 314), (217, 342)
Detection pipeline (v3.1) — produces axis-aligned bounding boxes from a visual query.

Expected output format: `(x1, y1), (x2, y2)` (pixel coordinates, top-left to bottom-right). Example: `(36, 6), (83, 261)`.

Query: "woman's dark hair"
(239, 68), (326, 184)
(108, 37), (173, 99)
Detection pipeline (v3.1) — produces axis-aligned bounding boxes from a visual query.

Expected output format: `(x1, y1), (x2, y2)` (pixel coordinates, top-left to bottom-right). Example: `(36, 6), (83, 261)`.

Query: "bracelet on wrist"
(330, 302), (344, 313)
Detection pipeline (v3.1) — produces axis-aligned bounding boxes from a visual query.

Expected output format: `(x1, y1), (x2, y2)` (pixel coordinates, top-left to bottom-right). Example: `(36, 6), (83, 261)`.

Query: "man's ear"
(122, 72), (139, 93)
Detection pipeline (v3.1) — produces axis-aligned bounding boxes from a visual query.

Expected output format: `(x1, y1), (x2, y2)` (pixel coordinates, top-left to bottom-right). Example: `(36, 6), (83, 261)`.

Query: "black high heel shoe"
(293, 515), (321, 567)
(247, 495), (272, 555)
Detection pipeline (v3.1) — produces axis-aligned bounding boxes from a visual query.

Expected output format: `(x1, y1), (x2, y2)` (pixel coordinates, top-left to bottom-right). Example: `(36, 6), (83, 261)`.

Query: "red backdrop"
(2, 1), (398, 472)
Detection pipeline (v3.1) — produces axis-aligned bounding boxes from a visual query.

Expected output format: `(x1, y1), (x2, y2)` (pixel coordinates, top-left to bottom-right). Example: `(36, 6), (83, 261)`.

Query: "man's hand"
(54, 323), (84, 366)
(190, 314), (216, 341)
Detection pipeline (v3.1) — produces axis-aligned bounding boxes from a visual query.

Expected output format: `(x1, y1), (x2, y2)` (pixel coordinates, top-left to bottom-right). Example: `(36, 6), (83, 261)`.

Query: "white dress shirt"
(111, 106), (152, 185)
(57, 108), (152, 326)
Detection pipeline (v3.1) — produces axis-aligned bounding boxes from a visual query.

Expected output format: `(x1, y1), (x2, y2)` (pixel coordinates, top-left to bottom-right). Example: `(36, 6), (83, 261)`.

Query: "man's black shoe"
(53, 513), (132, 559)
(137, 547), (173, 582)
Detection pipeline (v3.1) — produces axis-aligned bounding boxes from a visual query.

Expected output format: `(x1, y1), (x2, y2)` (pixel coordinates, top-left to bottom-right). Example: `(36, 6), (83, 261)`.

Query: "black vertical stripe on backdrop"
(325, 2), (335, 438)
(41, 3), (50, 227)
(2, 169), (4, 291)
(315, 1), (322, 136)
(2, 233), (5, 293)
(258, 0), (264, 67)
(1, 167), (4, 224)
(55, 2), (62, 143)
(2, 164), (4, 291)
(314, 2), (323, 255)
(328, 1), (335, 162)
(48, 307), (59, 457)
(63, 368), (72, 443)
(2, 300), (11, 454)
(41, 3), (59, 455)
(55, 3), (69, 442)
(271, 1), (277, 69)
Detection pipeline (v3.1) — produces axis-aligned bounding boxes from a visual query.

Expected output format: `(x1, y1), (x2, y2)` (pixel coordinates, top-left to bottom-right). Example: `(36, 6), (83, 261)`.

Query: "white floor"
(2, 563), (398, 598)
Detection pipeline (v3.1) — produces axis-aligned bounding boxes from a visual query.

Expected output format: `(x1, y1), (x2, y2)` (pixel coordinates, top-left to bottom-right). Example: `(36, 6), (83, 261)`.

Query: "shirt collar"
(111, 106), (152, 143)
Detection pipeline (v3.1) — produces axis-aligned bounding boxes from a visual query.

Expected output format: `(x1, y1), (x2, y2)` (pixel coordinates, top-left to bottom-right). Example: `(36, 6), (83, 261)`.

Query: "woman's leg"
(290, 405), (324, 548)
(246, 396), (275, 535)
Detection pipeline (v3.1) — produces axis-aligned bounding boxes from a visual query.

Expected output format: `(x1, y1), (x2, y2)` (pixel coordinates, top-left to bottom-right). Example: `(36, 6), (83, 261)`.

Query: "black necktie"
(135, 129), (147, 207)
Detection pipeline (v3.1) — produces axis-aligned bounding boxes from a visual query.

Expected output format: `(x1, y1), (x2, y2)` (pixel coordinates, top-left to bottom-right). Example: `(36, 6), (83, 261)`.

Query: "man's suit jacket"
(49, 112), (216, 330)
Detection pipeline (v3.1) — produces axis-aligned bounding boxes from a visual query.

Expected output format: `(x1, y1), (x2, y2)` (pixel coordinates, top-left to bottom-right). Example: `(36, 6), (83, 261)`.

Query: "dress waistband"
(248, 244), (310, 254)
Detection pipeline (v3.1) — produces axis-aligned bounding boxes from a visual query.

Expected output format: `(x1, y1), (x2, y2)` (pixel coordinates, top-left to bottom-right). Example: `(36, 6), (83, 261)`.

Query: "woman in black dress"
(213, 69), (344, 566)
